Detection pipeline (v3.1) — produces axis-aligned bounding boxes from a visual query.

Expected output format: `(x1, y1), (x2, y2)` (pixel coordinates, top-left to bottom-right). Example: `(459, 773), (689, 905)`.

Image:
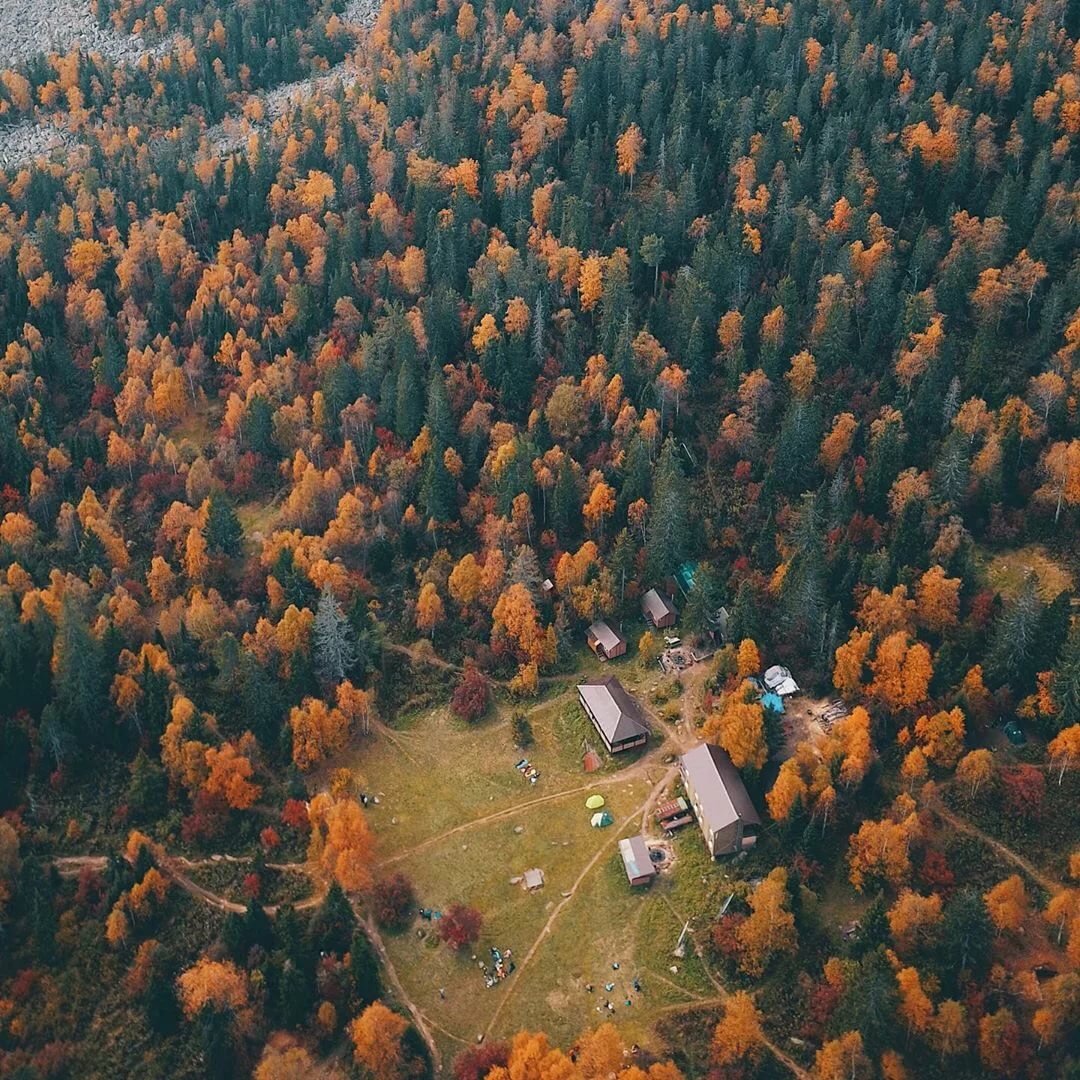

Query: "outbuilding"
(586, 620), (627, 661)
(641, 588), (678, 629)
(618, 835), (657, 887)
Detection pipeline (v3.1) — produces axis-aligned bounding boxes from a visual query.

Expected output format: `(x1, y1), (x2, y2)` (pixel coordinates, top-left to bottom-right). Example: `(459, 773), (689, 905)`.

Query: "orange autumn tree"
(984, 875), (1029, 936)
(888, 889), (943, 953)
(615, 124), (645, 190)
(703, 697), (768, 772)
(349, 1001), (409, 1079)
(956, 748), (994, 798)
(913, 707), (966, 768)
(289, 696), (350, 770)
(848, 795), (921, 892)
(712, 991), (764, 1066)
(307, 793), (376, 892)
(415, 582), (446, 638)
(735, 867), (798, 976)
(176, 959), (250, 1021)
(814, 1031), (871, 1080)
(203, 739), (261, 810)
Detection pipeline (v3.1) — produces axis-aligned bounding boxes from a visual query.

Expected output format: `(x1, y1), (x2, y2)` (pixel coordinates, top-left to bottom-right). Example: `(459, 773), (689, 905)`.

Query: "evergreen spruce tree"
(349, 929), (382, 1007)
(1051, 620), (1080, 731)
(646, 437), (690, 579)
(984, 573), (1044, 690)
(204, 494), (243, 557)
(313, 587), (359, 685)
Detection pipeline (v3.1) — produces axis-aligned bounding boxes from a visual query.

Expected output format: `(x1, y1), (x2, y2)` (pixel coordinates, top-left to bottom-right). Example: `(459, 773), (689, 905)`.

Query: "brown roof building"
(577, 676), (648, 754)
(586, 620), (627, 660)
(641, 588), (678, 629)
(679, 743), (761, 857)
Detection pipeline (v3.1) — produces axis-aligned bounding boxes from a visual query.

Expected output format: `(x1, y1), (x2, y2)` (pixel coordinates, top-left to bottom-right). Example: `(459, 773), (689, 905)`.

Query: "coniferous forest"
(1, 0), (1080, 1075)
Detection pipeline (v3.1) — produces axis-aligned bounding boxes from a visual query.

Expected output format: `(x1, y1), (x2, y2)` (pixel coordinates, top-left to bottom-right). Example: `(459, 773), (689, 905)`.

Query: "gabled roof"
(680, 743), (760, 834)
(587, 620), (625, 652)
(641, 588), (678, 622)
(619, 835), (656, 882)
(578, 676), (648, 745)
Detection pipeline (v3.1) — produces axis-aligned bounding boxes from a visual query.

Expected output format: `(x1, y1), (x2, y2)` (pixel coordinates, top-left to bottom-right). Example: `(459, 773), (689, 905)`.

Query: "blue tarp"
(760, 691), (784, 715)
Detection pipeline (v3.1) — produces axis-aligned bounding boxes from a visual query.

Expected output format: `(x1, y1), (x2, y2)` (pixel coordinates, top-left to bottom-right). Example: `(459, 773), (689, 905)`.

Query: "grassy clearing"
(978, 543), (1074, 601)
(236, 499), (281, 545)
(350, 687), (649, 855)
(347, 686), (764, 1062)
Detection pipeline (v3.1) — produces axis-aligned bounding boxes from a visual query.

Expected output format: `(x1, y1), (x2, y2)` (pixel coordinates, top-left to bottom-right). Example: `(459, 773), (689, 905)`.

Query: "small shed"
(641, 589), (678, 629)
(522, 868), (545, 891)
(587, 620), (627, 661)
(619, 835), (657, 887)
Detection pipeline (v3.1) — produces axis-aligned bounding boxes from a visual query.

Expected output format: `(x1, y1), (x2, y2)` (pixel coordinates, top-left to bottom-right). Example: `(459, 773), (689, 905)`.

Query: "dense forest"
(1, 0), (1080, 1074)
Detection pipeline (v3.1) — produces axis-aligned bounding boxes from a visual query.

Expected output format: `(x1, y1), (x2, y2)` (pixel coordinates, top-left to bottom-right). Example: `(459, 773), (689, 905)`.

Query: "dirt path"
(53, 855), (109, 877)
(385, 641), (568, 688)
(360, 914), (442, 1071)
(376, 736), (678, 870)
(660, 898), (809, 1079)
(481, 763), (680, 1039)
(930, 798), (1063, 894)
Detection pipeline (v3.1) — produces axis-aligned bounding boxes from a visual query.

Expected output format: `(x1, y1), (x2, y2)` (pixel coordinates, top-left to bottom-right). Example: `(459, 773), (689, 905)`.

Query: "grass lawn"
(343, 680), (761, 1063)
(977, 543), (1074, 601)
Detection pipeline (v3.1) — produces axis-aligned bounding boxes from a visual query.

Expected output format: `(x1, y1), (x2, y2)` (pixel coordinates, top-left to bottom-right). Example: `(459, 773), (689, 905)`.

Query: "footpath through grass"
(346, 667), (733, 1059)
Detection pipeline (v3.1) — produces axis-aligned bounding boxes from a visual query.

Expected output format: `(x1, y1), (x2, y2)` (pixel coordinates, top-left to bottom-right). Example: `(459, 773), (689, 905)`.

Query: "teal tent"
(590, 811), (614, 828)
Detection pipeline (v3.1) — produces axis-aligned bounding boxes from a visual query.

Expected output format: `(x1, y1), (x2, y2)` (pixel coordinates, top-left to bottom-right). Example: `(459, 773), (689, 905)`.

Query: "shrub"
(371, 873), (416, 930)
(438, 903), (482, 949)
(511, 712), (534, 748)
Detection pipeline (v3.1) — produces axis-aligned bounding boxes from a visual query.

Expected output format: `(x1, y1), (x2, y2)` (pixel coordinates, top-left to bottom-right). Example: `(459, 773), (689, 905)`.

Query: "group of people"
(583, 964), (643, 1013)
(479, 945), (515, 988)
(514, 758), (540, 784)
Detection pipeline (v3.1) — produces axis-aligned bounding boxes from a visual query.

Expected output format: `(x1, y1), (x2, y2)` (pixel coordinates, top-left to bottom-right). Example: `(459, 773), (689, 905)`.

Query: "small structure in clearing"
(763, 664), (800, 697)
(641, 588), (678, 629)
(522, 868), (545, 891)
(619, 835), (657, 887)
(587, 620), (627, 661)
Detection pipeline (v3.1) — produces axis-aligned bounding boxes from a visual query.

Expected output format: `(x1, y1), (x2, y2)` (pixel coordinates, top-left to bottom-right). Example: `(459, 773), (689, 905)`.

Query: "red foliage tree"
(450, 664), (491, 722)
(453, 1040), (510, 1080)
(281, 798), (311, 833)
(438, 903), (483, 949)
(181, 790), (228, 844)
(1000, 765), (1045, 821)
(919, 848), (956, 898)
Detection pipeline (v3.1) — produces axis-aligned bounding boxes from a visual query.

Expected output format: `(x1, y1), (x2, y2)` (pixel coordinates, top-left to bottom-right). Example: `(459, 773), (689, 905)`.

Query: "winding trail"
(482, 764), (680, 1039)
(375, 753), (668, 870)
(360, 914), (442, 1070)
(930, 797), (1063, 894)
